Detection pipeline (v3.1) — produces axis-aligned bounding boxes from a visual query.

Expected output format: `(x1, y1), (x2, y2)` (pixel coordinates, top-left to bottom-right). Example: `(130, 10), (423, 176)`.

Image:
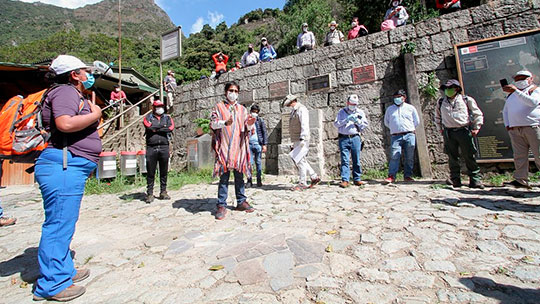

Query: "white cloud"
(190, 17), (204, 34)
(18, 0), (102, 9)
(208, 11), (224, 27)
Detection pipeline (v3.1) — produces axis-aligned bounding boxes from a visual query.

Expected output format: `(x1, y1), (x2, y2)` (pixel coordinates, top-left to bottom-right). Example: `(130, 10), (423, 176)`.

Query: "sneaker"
(215, 206), (227, 220)
(145, 194), (154, 204)
(0, 217), (16, 227)
(446, 178), (462, 188)
(505, 180), (531, 189)
(236, 201), (255, 213)
(33, 285), (86, 302)
(309, 177), (321, 188)
(469, 182), (485, 189)
(382, 176), (395, 185)
(72, 269), (90, 283)
(353, 180), (366, 186)
(159, 192), (171, 200)
(404, 177), (415, 182)
(291, 184), (308, 191)
(339, 181), (349, 188)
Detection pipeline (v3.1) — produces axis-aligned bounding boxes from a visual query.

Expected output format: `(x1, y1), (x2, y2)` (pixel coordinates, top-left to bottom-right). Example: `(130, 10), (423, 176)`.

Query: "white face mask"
(330, 26), (336, 30)
(351, 22), (357, 27)
(303, 27), (308, 32)
(348, 105), (357, 112)
(227, 92), (238, 102)
(515, 79), (530, 90)
(392, 1), (399, 7)
(251, 112), (258, 118)
(155, 107), (165, 115)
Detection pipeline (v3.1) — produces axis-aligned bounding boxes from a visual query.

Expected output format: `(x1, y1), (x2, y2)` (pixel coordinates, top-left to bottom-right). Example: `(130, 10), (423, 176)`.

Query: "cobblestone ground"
(0, 176), (539, 304)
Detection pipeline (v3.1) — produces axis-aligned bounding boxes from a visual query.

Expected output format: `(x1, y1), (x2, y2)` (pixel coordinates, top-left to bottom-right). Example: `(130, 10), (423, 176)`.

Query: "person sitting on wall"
(259, 37), (277, 62)
(324, 20), (344, 46)
(381, 0), (409, 31)
(212, 52), (229, 79)
(297, 23), (316, 53)
(230, 62), (242, 72)
(436, 0), (461, 13)
(348, 17), (369, 40)
(241, 44), (260, 68)
(109, 84), (126, 107)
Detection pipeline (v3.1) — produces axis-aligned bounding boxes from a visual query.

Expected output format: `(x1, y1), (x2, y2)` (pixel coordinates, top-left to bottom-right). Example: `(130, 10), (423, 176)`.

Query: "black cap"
(251, 104), (260, 112)
(393, 89), (406, 97)
(113, 84), (119, 88)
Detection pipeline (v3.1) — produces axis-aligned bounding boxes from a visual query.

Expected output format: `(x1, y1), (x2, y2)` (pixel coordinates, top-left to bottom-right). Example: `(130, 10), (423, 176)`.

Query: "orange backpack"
(0, 86), (60, 163)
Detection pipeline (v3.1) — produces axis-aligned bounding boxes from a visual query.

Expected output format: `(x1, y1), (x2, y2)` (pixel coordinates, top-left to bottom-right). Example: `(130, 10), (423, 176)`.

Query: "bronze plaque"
(352, 65), (376, 84)
(307, 75), (330, 92)
(269, 81), (290, 99)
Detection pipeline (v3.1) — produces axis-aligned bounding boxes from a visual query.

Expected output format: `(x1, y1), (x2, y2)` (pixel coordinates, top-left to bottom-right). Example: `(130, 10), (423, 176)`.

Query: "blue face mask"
(393, 97), (404, 106)
(82, 72), (95, 89)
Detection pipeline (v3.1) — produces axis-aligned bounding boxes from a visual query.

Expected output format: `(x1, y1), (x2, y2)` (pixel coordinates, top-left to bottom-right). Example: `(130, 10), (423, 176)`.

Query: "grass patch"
(85, 169), (214, 195)
(362, 168), (404, 181)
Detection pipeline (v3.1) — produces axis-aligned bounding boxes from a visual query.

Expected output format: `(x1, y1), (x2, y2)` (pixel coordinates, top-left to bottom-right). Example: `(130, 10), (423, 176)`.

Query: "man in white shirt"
(296, 23), (316, 53)
(241, 44), (260, 68)
(283, 94), (320, 190)
(324, 21), (344, 46)
(383, 90), (419, 184)
(502, 70), (540, 188)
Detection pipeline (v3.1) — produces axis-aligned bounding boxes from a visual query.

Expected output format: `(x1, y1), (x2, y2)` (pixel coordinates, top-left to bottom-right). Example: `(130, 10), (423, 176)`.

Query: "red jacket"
(110, 90), (126, 101)
(212, 53), (229, 73)
(436, 0), (460, 9)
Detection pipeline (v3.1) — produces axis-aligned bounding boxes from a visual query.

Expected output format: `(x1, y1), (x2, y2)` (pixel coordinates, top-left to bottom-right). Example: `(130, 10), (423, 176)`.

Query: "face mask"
(155, 107), (165, 115)
(303, 27), (308, 33)
(251, 112), (258, 118)
(330, 26), (336, 30)
(352, 22), (357, 27)
(248, 47), (253, 52)
(115, 88), (120, 92)
(82, 72), (95, 89)
(348, 105), (357, 111)
(515, 79), (530, 90)
(227, 92), (238, 102)
(393, 97), (404, 105)
(392, 1), (399, 7)
(445, 88), (457, 98)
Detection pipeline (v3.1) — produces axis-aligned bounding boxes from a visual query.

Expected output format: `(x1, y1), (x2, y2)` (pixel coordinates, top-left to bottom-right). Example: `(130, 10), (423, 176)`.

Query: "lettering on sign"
(161, 27), (182, 62)
(352, 65), (376, 84)
(239, 90), (254, 104)
(269, 81), (290, 99)
(307, 75), (331, 92)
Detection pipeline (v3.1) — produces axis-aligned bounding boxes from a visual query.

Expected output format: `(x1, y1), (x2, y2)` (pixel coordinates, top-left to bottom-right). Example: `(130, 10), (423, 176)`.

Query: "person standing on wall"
(296, 23), (316, 53)
(143, 99), (174, 203)
(502, 70), (540, 189)
(210, 81), (256, 220)
(435, 79), (485, 189)
(348, 17), (368, 40)
(383, 90), (419, 184)
(33, 55), (102, 302)
(247, 104), (268, 188)
(109, 84), (126, 107)
(259, 37), (277, 62)
(241, 44), (260, 68)
(324, 21), (344, 46)
(163, 70), (177, 109)
(283, 94), (321, 190)
(334, 94), (369, 188)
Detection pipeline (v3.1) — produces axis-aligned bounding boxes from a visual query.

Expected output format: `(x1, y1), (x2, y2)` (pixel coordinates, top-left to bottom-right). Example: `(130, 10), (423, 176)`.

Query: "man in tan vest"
(283, 94), (321, 190)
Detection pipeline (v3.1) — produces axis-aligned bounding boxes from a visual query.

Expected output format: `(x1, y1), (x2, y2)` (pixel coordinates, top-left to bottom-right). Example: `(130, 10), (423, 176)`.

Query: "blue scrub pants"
(33, 148), (96, 298)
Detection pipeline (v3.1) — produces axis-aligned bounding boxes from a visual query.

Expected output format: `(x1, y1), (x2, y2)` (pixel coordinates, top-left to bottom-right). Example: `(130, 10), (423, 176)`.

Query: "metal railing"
(98, 89), (159, 130)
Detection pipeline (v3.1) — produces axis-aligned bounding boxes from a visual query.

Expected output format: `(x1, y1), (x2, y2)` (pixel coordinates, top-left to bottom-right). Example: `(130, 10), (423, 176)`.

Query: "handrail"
(102, 109), (152, 146)
(98, 89), (159, 130)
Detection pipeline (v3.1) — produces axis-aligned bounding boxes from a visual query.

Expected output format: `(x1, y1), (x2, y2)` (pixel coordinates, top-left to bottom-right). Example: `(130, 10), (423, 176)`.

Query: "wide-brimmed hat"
(440, 79), (462, 89)
(302, 23), (308, 27)
(329, 21), (338, 27)
(49, 55), (90, 75)
(282, 94), (298, 107)
(514, 70), (532, 78)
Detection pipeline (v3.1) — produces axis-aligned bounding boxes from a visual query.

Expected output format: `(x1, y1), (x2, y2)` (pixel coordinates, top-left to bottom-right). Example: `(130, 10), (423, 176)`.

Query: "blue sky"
(19, 0), (286, 35)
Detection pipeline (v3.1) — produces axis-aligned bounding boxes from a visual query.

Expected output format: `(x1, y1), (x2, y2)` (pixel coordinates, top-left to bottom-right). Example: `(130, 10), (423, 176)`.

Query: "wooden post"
(403, 53), (433, 178)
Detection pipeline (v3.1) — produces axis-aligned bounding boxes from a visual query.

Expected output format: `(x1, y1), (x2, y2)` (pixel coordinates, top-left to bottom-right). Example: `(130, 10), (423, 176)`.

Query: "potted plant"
(194, 118), (210, 136)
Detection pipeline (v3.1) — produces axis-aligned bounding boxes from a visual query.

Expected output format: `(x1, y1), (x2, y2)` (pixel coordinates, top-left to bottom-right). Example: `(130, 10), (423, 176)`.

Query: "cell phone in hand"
(499, 78), (508, 87)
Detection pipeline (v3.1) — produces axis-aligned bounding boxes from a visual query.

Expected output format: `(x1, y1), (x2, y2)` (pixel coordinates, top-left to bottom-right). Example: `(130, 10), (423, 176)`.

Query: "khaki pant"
(508, 125), (540, 184)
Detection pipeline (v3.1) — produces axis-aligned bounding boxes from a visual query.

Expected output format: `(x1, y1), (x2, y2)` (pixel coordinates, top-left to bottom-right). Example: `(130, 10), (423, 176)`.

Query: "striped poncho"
(210, 100), (252, 178)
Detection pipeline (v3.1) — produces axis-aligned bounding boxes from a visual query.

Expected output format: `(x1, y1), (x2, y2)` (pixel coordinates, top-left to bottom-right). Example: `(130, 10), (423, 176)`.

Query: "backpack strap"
(528, 85), (538, 95)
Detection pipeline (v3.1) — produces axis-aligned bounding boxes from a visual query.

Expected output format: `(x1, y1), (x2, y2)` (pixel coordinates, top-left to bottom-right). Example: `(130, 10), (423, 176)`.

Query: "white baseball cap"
(514, 70), (532, 78)
(348, 94), (359, 105)
(49, 55), (89, 75)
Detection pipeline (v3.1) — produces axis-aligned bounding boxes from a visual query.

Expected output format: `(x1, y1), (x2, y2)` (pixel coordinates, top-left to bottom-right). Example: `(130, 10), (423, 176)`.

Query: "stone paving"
(0, 176), (539, 303)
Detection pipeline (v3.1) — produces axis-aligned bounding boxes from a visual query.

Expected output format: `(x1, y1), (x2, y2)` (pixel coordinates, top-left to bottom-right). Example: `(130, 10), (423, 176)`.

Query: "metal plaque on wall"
(307, 75), (331, 92)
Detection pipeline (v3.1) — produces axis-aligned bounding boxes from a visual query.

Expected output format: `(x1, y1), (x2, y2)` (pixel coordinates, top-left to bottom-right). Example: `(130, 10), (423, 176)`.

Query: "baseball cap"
(348, 94), (359, 105)
(282, 94), (298, 107)
(302, 23), (308, 27)
(49, 55), (90, 75)
(440, 79), (462, 89)
(514, 70), (532, 78)
(261, 37), (267, 41)
(152, 99), (164, 107)
(393, 89), (407, 97)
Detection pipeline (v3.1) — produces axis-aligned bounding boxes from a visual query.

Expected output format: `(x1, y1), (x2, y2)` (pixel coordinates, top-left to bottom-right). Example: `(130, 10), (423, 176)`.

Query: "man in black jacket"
(143, 99), (174, 203)
(247, 104), (268, 187)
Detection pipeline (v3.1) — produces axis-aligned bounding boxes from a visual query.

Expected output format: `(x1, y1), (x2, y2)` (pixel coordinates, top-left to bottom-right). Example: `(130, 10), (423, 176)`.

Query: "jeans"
(249, 143), (262, 181)
(146, 145), (169, 194)
(443, 128), (481, 183)
(0, 202), (3, 217)
(217, 170), (246, 207)
(338, 135), (362, 182)
(34, 148), (96, 298)
(388, 133), (416, 178)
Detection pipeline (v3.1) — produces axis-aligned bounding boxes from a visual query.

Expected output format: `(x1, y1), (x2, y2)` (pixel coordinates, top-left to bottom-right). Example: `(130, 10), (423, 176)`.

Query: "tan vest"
(289, 106), (302, 142)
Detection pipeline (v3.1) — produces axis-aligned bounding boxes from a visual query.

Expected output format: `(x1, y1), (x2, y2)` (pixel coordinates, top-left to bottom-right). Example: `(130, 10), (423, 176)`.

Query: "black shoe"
(446, 178), (462, 188)
(159, 192), (170, 200)
(246, 179), (253, 188)
(256, 178), (262, 187)
(145, 194), (154, 204)
(469, 182), (485, 189)
(505, 180), (531, 189)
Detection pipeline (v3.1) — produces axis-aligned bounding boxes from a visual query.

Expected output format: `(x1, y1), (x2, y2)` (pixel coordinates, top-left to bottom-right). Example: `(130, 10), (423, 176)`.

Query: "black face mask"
(248, 48), (253, 53)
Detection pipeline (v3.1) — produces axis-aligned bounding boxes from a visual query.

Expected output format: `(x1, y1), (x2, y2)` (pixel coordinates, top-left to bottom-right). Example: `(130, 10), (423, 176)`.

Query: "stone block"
(267, 69), (289, 84)
(431, 32), (452, 53)
(243, 64), (260, 77)
(389, 24), (417, 43)
(415, 18), (441, 37)
(303, 65), (317, 78)
(316, 60), (337, 75)
(504, 14), (540, 35)
(337, 69), (353, 86)
(255, 87), (269, 100)
(495, 1), (532, 18)
(414, 36), (432, 56)
(415, 54), (446, 72)
(467, 23), (505, 41)
(368, 31), (389, 48)
(376, 61), (397, 80)
(308, 93), (328, 108)
(374, 44), (401, 62)
(450, 28), (469, 45)
(294, 51), (313, 66)
(470, 4), (496, 24)
(291, 81), (306, 95)
(245, 74), (267, 90)
(347, 36), (371, 52)
(440, 10), (472, 31)
(277, 56), (296, 70)
(288, 67), (303, 81)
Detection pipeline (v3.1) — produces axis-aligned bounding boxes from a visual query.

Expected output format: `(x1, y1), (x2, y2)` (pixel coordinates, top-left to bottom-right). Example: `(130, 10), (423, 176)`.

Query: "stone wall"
(170, 0), (540, 177)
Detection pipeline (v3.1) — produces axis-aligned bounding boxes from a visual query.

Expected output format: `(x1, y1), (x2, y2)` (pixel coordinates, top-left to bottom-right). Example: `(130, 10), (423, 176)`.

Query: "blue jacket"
(253, 117), (268, 146)
(259, 45), (277, 62)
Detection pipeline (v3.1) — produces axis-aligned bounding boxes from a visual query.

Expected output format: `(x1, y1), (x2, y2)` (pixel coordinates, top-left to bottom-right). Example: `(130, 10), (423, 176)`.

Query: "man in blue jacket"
(247, 104), (268, 187)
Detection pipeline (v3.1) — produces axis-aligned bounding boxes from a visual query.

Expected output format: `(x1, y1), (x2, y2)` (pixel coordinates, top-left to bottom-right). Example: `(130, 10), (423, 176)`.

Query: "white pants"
(293, 141), (317, 185)
(167, 92), (174, 108)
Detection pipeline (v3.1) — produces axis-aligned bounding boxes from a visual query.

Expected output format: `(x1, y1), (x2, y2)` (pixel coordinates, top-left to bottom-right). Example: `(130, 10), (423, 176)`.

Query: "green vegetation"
(420, 71), (439, 98)
(85, 169), (214, 195)
(194, 118), (211, 134)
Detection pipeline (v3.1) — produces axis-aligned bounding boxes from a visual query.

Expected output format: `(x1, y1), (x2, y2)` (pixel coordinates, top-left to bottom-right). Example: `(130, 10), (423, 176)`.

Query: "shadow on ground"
(172, 198), (217, 215)
(463, 277), (540, 304)
(431, 196), (540, 213)
(0, 247), (40, 283)
(453, 188), (540, 199)
(119, 192), (147, 202)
